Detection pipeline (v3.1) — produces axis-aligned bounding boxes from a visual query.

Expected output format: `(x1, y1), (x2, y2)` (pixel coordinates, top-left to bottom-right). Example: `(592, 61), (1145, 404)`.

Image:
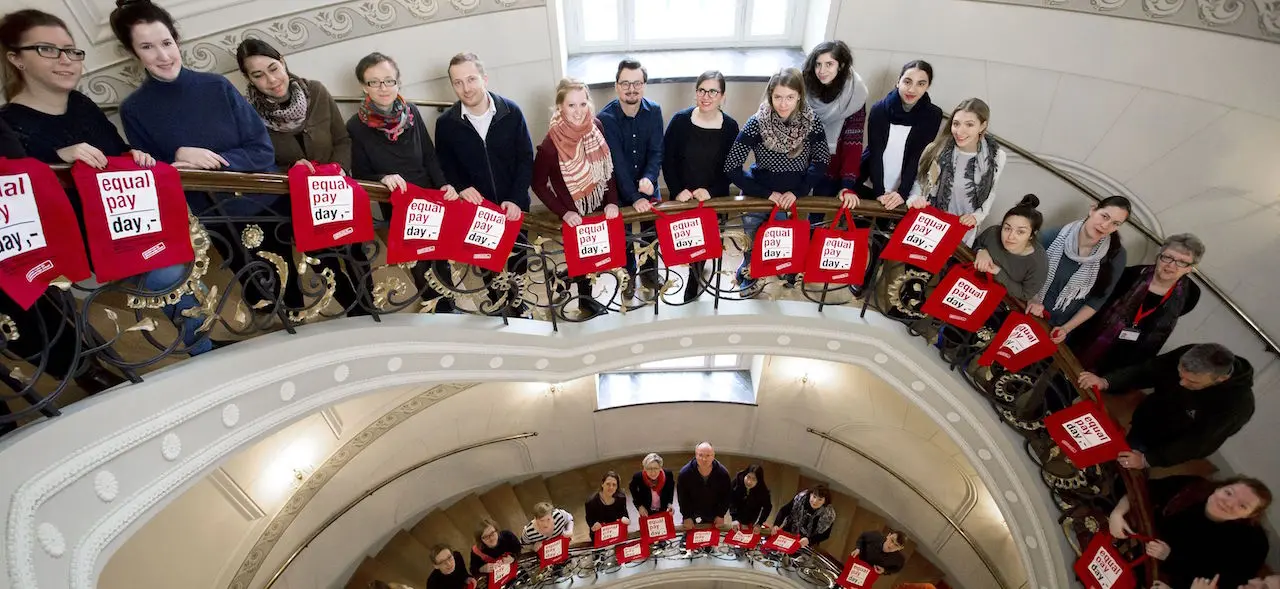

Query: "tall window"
(566, 0), (804, 54)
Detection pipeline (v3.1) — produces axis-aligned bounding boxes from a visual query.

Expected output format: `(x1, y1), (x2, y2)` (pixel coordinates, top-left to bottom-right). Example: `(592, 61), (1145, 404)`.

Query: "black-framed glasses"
(1157, 253), (1194, 268)
(16, 45), (86, 61)
(363, 79), (398, 89)
(616, 80), (645, 89)
(695, 88), (721, 98)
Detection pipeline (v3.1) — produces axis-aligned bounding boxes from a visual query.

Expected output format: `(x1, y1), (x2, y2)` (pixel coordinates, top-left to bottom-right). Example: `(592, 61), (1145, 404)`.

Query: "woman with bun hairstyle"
(906, 98), (1007, 246)
(853, 60), (944, 210)
(236, 38), (372, 317)
(1029, 196), (1130, 343)
(971, 195), (1047, 301)
(110, 0), (306, 318)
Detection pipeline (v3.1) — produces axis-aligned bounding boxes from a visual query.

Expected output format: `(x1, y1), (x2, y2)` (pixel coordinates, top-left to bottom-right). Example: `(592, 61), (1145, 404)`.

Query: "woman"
(853, 60), (944, 211)
(723, 67), (828, 291)
(520, 501), (574, 550)
(346, 51), (456, 312)
(469, 518), (520, 578)
(426, 543), (473, 589)
(0, 8), (210, 356)
(110, 0), (300, 320)
(1070, 233), (1204, 373)
(907, 98), (1008, 246)
(729, 464), (772, 532)
(585, 471), (630, 532)
(661, 70), (738, 303)
(771, 484), (836, 548)
(531, 77), (619, 318)
(236, 38), (371, 318)
(971, 195), (1048, 301)
(629, 452), (676, 517)
(803, 40), (868, 206)
(1109, 475), (1271, 589)
(1028, 196), (1131, 343)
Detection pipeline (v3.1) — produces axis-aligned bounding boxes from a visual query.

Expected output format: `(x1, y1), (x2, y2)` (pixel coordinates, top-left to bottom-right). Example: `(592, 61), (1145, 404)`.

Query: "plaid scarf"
(357, 94), (414, 141)
(755, 101), (815, 158)
(547, 112), (613, 214)
(247, 76), (309, 134)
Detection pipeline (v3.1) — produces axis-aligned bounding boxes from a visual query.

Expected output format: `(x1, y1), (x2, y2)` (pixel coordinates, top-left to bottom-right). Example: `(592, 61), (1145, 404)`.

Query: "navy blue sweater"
(434, 93), (535, 211)
(1, 91), (130, 164)
(662, 107), (739, 199)
(858, 90), (944, 196)
(724, 111), (829, 198)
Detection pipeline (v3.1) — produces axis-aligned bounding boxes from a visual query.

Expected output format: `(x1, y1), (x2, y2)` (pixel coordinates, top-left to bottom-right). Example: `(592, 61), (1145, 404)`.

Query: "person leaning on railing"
(469, 518), (520, 578)
(1069, 233), (1204, 374)
(906, 98), (1008, 247)
(584, 470), (630, 533)
(676, 441), (732, 530)
(970, 195), (1048, 301)
(530, 77), (619, 319)
(1026, 195), (1131, 344)
(1109, 474), (1272, 589)
(771, 483), (836, 549)
(803, 40), (868, 208)
(849, 528), (907, 576)
(629, 452), (676, 517)
(728, 463), (772, 533)
(520, 501), (574, 551)
(661, 70), (739, 303)
(109, 0), (303, 320)
(426, 543), (474, 589)
(852, 59), (944, 212)
(234, 38), (373, 318)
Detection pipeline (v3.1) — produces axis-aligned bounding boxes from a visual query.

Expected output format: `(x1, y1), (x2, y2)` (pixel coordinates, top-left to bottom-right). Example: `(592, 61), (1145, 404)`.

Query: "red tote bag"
(70, 158), (193, 282)
(593, 520), (627, 548)
(654, 201), (722, 266)
(386, 185), (454, 264)
(978, 311), (1059, 372)
(537, 535), (570, 568)
(920, 264), (1006, 332)
(761, 531), (802, 554)
(562, 214), (626, 278)
(1045, 397), (1130, 468)
(0, 158), (90, 308)
(450, 199), (522, 272)
(803, 207), (870, 286)
(880, 206), (967, 273)
(287, 163), (374, 252)
(685, 528), (721, 550)
(640, 512), (676, 544)
(1073, 532), (1152, 589)
(487, 560), (518, 588)
(724, 528), (760, 549)
(750, 204), (809, 278)
(836, 556), (880, 589)
(615, 540), (650, 564)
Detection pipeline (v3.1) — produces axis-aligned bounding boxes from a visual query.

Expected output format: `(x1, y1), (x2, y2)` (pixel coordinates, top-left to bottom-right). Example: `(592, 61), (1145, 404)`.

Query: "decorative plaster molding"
(318, 407), (343, 439)
(967, 0), (1280, 42)
(209, 468), (266, 522)
(77, 0), (545, 103)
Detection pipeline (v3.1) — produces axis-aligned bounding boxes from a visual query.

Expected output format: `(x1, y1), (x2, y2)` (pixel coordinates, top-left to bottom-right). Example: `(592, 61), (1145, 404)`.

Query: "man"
(597, 59), (663, 298)
(676, 442), (732, 530)
(1078, 343), (1254, 470)
(435, 52), (535, 314)
(849, 528), (907, 575)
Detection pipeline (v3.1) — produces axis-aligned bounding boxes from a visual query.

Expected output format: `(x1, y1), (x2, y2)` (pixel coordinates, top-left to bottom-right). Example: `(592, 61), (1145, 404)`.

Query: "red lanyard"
(1132, 284), (1174, 326)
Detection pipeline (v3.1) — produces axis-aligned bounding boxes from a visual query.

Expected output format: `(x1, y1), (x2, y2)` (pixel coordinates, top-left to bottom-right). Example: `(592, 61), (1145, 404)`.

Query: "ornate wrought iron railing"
(0, 169), (1158, 585)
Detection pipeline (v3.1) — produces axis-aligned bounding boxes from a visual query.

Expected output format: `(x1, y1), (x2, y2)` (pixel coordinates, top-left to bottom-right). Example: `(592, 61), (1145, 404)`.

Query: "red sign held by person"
(920, 264), (1006, 332)
(1073, 531), (1153, 589)
(978, 311), (1059, 372)
(451, 199), (521, 272)
(1045, 397), (1130, 468)
(287, 163), (374, 252)
(537, 535), (570, 568)
(684, 528), (721, 550)
(750, 204), (809, 279)
(387, 185), (453, 264)
(804, 207), (870, 286)
(836, 556), (880, 588)
(640, 511), (676, 544)
(761, 531), (803, 555)
(724, 528), (761, 549)
(593, 520), (626, 548)
(653, 201), (722, 266)
(615, 540), (650, 564)
(487, 560), (517, 588)
(880, 206), (967, 273)
(0, 159), (90, 308)
(562, 214), (625, 277)
(71, 158), (194, 282)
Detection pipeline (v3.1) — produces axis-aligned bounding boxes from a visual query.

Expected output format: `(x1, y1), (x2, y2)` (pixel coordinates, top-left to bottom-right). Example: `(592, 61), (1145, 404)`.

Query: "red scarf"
(643, 469), (665, 490)
(472, 544), (498, 563)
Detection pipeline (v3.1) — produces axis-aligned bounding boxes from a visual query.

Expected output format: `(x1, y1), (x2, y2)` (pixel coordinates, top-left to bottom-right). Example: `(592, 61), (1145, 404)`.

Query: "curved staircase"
(345, 453), (946, 588)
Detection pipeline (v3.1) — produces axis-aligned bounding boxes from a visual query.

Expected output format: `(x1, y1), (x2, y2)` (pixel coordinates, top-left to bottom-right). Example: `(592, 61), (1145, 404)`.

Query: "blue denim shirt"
(598, 98), (664, 205)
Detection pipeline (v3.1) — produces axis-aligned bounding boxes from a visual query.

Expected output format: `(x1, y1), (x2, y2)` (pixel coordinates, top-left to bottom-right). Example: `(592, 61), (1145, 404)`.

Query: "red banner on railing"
(1045, 398), (1130, 468)
(1073, 531), (1151, 589)
(640, 511), (676, 544)
(593, 520), (627, 548)
(804, 208), (869, 286)
(71, 158), (193, 282)
(920, 264), (1006, 332)
(761, 531), (802, 554)
(563, 214), (625, 277)
(450, 199), (521, 272)
(750, 204), (809, 279)
(880, 206), (966, 273)
(724, 528), (761, 549)
(615, 540), (650, 564)
(836, 555), (880, 588)
(684, 528), (721, 550)
(287, 163), (374, 252)
(537, 535), (570, 568)
(0, 158), (90, 309)
(978, 311), (1058, 372)
(387, 185), (453, 264)
(654, 201), (722, 266)
(487, 560), (517, 588)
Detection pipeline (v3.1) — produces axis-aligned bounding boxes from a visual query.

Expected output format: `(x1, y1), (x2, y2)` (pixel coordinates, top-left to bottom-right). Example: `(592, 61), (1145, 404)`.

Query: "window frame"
(564, 0), (805, 55)
(609, 354), (751, 374)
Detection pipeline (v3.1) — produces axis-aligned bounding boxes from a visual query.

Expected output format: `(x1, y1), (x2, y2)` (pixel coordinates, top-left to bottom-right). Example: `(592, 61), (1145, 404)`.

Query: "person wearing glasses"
(1069, 233), (1204, 373)
(346, 51), (458, 311)
(469, 518), (520, 578)
(426, 543), (474, 589)
(662, 71), (739, 303)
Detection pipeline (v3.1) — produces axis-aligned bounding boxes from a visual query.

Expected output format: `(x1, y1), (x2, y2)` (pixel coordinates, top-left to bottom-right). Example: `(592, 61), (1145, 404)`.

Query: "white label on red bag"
(844, 562), (871, 585)
(1087, 548), (1123, 589)
(622, 544), (643, 558)
(98, 170), (161, 240)
(903, 212), (949, 252)
(692, 530), (713, 544)
(671, 217), (705, 250)
(647, 518), (668, 537)
(761, 226), (793, 261)
(492, 562), (511, 579)
(730, 530), (753, 544)
(942, 278), (986, 315)
(773, 535), (795, 549)
(0, 174), (46, 262)
(465, 207), (507, 249)
(576, 220), (610, 257)
(601, 524), (620, 541)
(543, 541), (563, 559)
(1003, 323), (1039, 354)
(307, 176), (353, 226)
(1064, 413), (1112, 450)
(819, 237), (855, 270)
(404, 198), (444, 240)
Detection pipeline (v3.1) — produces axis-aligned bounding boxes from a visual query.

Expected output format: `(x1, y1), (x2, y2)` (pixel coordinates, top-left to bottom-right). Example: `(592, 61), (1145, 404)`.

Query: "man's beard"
(622, 95), (641, 105)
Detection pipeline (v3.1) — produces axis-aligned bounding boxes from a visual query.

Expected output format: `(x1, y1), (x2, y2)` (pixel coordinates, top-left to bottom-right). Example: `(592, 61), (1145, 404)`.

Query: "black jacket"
(858, 89), (943, 196)
(435, 92), (535, 211)
(854, 531), (905, 574)
(676, 459), (732, 523)
(426, 550), (471, 589)
(629, 469), (675, 514)
(1104, 344), (1254, 467)
(469, 530), (521, 577)
(728, 473), (772, 526)
(662, 106), (739, 199)
(347, 103), (446, 190)
(1147, 476), (1269, 589)
(584, 492), (630, 529)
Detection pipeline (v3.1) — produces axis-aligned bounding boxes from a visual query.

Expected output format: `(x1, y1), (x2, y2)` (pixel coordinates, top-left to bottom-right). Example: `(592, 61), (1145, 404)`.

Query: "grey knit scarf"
(933, 134), (999, 215)
(1034, 220), (1110, 312)
(809, 71), (868, 151)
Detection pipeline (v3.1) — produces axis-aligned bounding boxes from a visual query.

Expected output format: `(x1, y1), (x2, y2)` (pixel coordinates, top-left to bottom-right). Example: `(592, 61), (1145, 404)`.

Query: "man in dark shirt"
(1078, 343), (1254, 470)
(426, 544), (473, 589)
(676, 442), (732, 530)
(598, 59), (663, 298)
(851, 529), (907, 575)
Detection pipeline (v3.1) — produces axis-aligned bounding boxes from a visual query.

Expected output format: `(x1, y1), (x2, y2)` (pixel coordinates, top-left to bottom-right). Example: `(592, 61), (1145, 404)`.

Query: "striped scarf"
(1034, 220), (1109, 312)
(548, 112), (613, 214)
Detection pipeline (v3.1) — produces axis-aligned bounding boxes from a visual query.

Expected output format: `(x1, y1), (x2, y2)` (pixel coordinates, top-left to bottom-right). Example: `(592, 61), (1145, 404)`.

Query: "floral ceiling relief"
(79, 0), (542, 103)
(967, 0), (1279, 42)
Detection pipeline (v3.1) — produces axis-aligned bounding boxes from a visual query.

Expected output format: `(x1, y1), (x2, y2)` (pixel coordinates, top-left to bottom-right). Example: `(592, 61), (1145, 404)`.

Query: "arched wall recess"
(0, 305), (1069, 589)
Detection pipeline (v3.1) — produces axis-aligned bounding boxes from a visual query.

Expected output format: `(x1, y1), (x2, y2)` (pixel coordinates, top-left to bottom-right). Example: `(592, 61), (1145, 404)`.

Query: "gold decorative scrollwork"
(0, 314), (17, 342)
(241, 224), (265, 250)
(128, 215), (214, 311)
(885, 268), (931, 318)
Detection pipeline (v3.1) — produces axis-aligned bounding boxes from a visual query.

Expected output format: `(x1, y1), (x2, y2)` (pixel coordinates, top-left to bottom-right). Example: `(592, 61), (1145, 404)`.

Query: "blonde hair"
(552, 77), (592, 115)
(917, 97), (991, 188)
(642, 452), (663, 468)
(763, 67), (807, 119)
(532, 501), (556, 519)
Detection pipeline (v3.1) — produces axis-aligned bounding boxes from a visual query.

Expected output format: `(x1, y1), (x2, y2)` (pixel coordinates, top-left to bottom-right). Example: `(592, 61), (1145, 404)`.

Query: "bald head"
(695, 442), (715, 472)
